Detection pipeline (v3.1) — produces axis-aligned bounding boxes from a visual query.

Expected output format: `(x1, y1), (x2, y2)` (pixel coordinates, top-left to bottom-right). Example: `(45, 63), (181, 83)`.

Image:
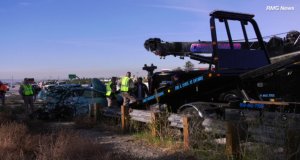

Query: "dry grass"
(35, 130), (123, 160)
(0, 122), (135, 160)
(74, 116), (97, 129)
(0, 122), (34, 159)
(131, 112), (182, 150)
(0, 107), (14, 123)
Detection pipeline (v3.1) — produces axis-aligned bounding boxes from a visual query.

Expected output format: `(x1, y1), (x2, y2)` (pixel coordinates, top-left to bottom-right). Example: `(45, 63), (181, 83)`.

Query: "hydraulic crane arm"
(144, 38), (212, 56)
(144, 38), (214, 64)
(144, 38), (244, 64)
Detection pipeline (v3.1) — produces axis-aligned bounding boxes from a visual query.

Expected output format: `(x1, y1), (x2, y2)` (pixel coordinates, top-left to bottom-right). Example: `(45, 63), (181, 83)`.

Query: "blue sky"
(0, 0), (299, 79)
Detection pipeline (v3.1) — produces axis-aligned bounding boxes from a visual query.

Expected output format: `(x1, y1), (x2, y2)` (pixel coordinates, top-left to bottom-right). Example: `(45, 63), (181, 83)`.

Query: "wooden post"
(121, 105), (128, 133)
(287, 129), (300, 160)
(226, 122), (241, 159)
(183, 116), (190, 150)
(151, 112), (159, 137)
(89, 104), (94, 118)
(93, 103), (101, 122)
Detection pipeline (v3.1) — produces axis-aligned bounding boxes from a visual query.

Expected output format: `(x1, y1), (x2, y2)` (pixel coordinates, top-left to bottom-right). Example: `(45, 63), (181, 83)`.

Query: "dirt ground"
(76, 125), (190, 160)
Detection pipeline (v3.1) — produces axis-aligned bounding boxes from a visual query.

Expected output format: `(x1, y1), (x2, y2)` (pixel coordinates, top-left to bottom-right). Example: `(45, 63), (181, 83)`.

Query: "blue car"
(35, 79), (108, 120)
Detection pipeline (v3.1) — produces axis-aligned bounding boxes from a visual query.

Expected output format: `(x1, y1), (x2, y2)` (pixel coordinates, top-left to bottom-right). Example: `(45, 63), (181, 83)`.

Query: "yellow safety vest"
(120, 77), (130, 92)
(106, 82), (112, 96)
(22, 84), (33, 96)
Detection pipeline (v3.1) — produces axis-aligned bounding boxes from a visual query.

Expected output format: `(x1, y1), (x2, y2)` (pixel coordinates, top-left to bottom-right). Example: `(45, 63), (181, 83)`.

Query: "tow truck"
(141, 10), (300, 118)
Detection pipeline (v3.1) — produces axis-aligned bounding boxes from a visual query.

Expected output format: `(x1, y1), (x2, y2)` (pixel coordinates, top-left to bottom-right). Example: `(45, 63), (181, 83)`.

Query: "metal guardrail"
(90, 103), (300, 159)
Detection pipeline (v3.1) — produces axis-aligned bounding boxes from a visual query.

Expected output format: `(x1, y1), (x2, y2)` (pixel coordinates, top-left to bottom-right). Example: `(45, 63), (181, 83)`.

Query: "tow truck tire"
(180, 106), (211, 147)
(219, 90), (243, 102)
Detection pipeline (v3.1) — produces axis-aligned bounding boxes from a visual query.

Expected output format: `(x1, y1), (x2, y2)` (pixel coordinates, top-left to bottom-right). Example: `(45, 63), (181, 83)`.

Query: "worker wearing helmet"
(19, 78), (35, 114)
(119, 72), (136, 106)
(0, 81), (8, 106)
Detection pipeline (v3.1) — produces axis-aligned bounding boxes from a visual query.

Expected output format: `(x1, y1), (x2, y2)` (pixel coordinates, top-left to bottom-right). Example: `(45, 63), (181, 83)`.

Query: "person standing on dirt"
(134, 77), (149, 102)
(32, 84), (41, 102)
(119, 72), (136, 106)
(19, 78), (35, 114)
(0, 81), (8, 106)
(106, 77), (118, 107)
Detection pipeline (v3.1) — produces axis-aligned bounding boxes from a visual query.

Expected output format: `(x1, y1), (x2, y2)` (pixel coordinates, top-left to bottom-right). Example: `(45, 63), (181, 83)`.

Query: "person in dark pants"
(19, 78), (35, 114)
(32, 84), (41, 102)
(106, 77), (118, 107)
(134, 77), (149, 102)
(0, 81), (8, 106)
(119, 72), (136, 106)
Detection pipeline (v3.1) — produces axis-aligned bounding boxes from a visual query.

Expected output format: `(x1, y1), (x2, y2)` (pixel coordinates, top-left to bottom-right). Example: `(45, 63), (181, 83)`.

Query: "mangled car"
(35, 78), (107, 120)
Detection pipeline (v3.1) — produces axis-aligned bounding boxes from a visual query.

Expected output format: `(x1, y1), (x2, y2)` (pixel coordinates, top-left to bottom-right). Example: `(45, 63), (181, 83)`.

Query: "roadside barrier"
(89, 103), (300, 160)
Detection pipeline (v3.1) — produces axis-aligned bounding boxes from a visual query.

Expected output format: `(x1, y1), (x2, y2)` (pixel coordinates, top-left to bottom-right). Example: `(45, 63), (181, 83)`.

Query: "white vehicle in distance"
(56, 81), (67, 85)
(43, 81), (56, 90)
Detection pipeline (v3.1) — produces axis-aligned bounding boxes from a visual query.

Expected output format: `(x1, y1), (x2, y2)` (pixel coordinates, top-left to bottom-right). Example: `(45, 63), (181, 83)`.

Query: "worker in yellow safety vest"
(19, 78), (35, 114)
(106, 77), (117, 107)
(119, 72), (136, 106)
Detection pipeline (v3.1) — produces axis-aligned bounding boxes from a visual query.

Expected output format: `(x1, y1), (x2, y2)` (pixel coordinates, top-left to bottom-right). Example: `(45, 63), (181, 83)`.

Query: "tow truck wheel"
(219, 90), (243, 102)
(180, 107), (205, 147)
(180, 107), (204, 128)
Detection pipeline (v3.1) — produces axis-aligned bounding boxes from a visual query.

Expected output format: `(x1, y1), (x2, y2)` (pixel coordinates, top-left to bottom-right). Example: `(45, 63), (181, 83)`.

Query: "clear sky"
(0, 0), (299, 80)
